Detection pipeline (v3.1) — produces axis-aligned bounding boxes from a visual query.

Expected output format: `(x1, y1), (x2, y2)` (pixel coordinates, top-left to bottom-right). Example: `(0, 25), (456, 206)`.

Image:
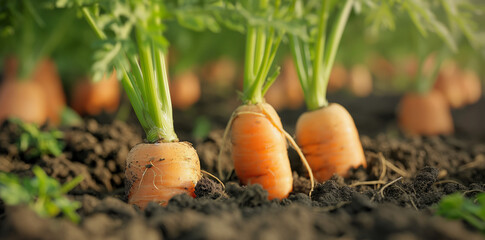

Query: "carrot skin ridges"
(397, 90), (453, 136)
(295, 103), (366, 182)
(125, 142), (201, 209)
(231, 103), (293, 200)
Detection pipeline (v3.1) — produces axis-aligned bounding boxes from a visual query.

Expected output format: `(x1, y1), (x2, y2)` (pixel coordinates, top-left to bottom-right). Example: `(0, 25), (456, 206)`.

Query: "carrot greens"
(60, 0), (220, 143)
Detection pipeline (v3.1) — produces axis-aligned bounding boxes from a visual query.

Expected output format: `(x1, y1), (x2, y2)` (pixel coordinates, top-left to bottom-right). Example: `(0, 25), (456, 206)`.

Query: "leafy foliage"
(0, 166), (83, 223)
(436, 193), (485, 233)
(10, 119), (64, 158)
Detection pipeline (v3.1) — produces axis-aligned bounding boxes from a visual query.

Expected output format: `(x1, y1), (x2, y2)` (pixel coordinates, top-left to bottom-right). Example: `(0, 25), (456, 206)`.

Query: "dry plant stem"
(350, 180), (387, 187)
(458, 155), (485, 172)
(433, 179), (463, 186)
(462, 189), (485, 196)
(379, 176), (403, 198)
(217, 105), (315, 196)
(377, 152), (387, 188)
(375, 152), (409, 177)
(201, 169), (225, 190)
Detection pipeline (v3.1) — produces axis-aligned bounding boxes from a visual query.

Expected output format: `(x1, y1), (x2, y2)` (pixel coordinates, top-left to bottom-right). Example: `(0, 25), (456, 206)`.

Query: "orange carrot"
(32, 59), (66, 125)
(3, 57), (66, 125)
(170, 71), (201, 110)
(327, 64), (348, 92)
(290, 0), (365, 182)
(71, 71), (120, 116)
(433, 71), (466, 108)
(348, 65), (373, 97)
(397, 89), (453, 135)
(295, 103), (366, 182)
(230, 103), (293, 199)
(126, 142), (201, 209)
(0, 79), (48, 125)
(201, 57), (237, 88)
(460, 70), (481, 105)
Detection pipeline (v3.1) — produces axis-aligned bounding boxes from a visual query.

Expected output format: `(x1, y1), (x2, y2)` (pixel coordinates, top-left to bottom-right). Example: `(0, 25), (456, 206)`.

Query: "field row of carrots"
(1, 0), (484, 209)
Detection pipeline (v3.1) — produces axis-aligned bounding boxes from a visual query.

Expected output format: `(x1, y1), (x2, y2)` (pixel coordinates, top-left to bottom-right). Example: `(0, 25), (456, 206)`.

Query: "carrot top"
(73, 0), (220, 143)
(218, 0), (302, 104)
(289, 0), (481, 110)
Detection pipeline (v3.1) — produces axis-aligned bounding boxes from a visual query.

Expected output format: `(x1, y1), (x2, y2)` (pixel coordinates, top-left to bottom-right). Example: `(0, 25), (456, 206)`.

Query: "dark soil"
(1, 94), (485, 240)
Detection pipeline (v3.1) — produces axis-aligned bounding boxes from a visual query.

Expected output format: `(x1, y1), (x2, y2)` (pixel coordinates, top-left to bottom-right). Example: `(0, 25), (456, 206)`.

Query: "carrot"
(0, 79), (48, 125)
(460, 71), (482, 105)
(295, 103), (366, 181)
(230, 103), (293, 199)
(71, 71), (120, 116)
(3, 57), (66, 125)
(370, 55), (395, 81)
(32, 59), (66, 125)
(348, 65), (373, 97)
(126, 142), (201, 208)
(170, 71), (201, 110)
(218, 1), (314, 200)
(397, 89), (453, 135)
(327, 64), (348, 92)
(201, 57), (237, 88)
(433, 70), (467, 108)
(289, 0), (365, 182)
(80, 3), (202, 209)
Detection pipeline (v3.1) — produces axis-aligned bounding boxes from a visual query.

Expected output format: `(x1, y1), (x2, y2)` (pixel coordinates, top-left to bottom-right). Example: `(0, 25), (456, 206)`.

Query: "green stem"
(289, 36), (309, 99)
(244, 27), (257, 90)
(81, 7), (106, 40)
(253, 27), (266, 76)
(309, 0), (329, 110)
(321, 0), (354, 105)
(154, 48), (178, 142)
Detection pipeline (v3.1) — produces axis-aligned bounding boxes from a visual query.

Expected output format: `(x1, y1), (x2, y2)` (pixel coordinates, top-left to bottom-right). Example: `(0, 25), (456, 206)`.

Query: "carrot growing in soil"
(289, 0), (366, 182)
(79, 1), (204, 209)
(0, 1), (73, 125)
(218, 0), (314, 200)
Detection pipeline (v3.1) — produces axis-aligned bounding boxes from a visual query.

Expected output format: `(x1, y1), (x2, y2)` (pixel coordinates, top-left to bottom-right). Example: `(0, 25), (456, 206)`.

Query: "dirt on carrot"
(125, 141), (201, 209)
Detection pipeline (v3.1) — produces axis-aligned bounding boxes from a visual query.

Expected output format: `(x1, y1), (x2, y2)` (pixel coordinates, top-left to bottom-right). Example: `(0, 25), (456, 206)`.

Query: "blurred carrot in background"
(71, 71), (120, 116)
(170, 71), (201, 110)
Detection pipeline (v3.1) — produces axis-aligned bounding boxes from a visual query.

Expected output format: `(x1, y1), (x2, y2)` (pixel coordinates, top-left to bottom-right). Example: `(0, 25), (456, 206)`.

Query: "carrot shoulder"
(231, 103), (293, 200)
(295, 103), (366, 182)
(125, 142), (201, 209)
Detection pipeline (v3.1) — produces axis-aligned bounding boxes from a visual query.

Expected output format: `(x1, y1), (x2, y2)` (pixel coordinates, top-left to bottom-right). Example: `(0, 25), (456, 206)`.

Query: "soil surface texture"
(0, 94), (484, 240)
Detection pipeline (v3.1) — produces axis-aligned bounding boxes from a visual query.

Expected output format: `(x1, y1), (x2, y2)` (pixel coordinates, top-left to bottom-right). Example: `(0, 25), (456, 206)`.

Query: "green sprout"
(11, 119), (64, 158)
(0, 166), (83, 223)
(436, 193), (485, 233)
